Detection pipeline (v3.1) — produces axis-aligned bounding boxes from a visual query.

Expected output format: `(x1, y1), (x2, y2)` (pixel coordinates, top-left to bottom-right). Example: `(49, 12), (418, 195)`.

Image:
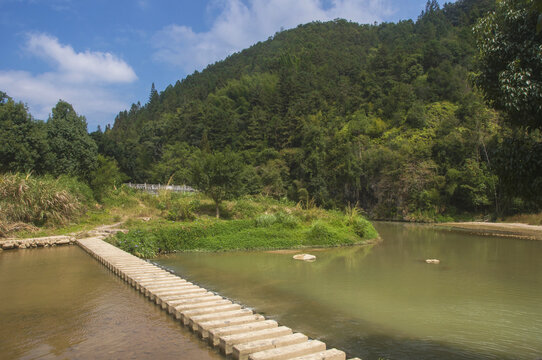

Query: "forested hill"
(94, 0), (533, 220)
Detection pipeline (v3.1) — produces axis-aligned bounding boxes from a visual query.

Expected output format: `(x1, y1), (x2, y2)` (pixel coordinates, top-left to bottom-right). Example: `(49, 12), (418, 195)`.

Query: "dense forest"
(2, 0), (541, 221)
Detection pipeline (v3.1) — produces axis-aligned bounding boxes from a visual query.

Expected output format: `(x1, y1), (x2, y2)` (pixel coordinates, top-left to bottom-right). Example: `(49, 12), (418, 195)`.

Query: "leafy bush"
(115, 230), (157, 258)
(166, 201), (196, 221)
(274, 211), (300, 228)
(305, 221), (337, 246)
(254, 213), (277, 227)
(231, 198), (260, 218)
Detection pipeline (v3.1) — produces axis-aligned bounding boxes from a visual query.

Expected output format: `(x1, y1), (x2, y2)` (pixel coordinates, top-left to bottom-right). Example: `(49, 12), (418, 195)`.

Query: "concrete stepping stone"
(153, 288), (206, 300)
(165, 294), (222, 312)
(289, 349), (346, 360)
(220, 326), (292, 355)
(181, 304), (243, 324)
(208, 319), (279, 346)
(196, 314), (266, 338)
(233, 334), (310, 360)
(190, 309), (254, 332)
(163, 292), (217, 311)
(153, 288), (205, 303)
(171, 299), (232, 318)
(146, 285), (199, 299)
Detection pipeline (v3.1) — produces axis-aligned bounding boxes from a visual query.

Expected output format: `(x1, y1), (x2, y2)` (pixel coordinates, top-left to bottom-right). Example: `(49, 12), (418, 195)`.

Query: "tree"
(47, 100), (98, 180)
(89, 155), (128, 201)
(189, 150), (246, 218)
(473, 0), (542, 127)
(0, 92), (50, 173)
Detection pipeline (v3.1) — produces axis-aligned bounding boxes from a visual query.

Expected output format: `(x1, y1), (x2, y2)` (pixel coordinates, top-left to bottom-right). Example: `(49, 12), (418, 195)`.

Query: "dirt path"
(435, 222), (542, 240)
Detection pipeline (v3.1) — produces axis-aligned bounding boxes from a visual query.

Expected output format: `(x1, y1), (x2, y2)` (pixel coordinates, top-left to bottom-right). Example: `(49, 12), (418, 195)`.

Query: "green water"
(0, 246), (222, 360)
(154, 222), (542, 360)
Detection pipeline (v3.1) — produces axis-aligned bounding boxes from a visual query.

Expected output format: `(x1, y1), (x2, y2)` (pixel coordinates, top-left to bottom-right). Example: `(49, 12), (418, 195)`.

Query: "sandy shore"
(435, 222), (542, 240)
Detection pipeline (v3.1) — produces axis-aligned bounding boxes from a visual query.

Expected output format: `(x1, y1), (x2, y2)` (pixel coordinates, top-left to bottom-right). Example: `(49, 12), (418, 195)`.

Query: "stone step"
(146, 282), (195, 290)
(220, 326), (293, 355)
(136, 279), (184, 289)
(233, 334), (310, 360)
(165, 294), (223, 312)
(163, 292), (217, 311)
(181, 304), (243, 324)
(247, 339), (325, 360)
(141, 281), (191, 291)
(134, 277), (181, 289)
(153, 288), (207, 301)
(128, 273), (176, 282)
(125, 272), (170, 281)
(197, 314), (266, 339)
(189, 309), (254, 332)
(147, 285), (200, 300)
(209, 319), (279, 346)
(289, 349), (346, 360)
(135, 276), (186, 284)
(171, 299), (232, 319)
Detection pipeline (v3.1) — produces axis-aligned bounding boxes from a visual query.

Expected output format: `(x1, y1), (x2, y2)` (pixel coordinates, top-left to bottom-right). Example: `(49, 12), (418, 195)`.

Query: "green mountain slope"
(96, 0), (517, 220)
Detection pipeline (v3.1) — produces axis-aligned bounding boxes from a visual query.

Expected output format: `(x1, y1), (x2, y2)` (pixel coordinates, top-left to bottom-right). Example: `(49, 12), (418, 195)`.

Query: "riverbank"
(435, 222), (542, 240)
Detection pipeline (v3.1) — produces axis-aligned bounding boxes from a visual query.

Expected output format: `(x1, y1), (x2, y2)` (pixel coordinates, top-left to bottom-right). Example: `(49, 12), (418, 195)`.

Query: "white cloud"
(26, 33), (137, 83)
(153, 0), (392, 72)
(0, 70), (127, 121)
(0, 33), (137, 128)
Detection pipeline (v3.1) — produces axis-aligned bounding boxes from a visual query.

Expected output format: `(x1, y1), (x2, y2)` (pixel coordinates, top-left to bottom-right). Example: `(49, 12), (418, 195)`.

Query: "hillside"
(93, 0), (533, 220)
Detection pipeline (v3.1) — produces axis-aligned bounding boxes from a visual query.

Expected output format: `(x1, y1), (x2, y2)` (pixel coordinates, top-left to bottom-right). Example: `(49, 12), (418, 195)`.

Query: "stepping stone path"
(76, 236), (359, 360)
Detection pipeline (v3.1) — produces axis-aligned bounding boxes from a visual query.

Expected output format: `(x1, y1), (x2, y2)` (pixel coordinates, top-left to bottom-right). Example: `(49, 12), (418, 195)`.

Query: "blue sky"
(0, 0), (448, 130)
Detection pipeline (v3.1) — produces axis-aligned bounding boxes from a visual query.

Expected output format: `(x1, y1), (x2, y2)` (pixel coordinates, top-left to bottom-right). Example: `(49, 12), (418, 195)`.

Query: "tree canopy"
(473, 0), (542, 127)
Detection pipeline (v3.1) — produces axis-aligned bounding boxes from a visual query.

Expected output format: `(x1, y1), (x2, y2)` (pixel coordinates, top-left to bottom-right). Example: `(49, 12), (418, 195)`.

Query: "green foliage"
(0, 93), (50, 174)
(90, 155), (128, 201)
(94, 1), (518, 220)
(189, 149), (246, 217)
(0, 173), (90, 236)
(47, 101), (98, 180)
(112, 195), (377, 257)
(115, 230), (158, 258)
(473, 0), (542, 127)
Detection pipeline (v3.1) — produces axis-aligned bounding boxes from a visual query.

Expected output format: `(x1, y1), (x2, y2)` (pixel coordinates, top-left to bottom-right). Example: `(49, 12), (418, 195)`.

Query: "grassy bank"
(109, 194), (378, 258)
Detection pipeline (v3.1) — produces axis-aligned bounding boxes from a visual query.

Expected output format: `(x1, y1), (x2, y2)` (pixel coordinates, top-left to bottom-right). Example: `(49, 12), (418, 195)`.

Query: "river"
(154, 222), (542, 360)
(0, 246), (222, 360)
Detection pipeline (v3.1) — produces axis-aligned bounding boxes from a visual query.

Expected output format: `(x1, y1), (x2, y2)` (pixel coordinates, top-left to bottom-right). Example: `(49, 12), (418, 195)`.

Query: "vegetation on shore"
(110, 191), (378, 258)
(0, 174), (378, 257)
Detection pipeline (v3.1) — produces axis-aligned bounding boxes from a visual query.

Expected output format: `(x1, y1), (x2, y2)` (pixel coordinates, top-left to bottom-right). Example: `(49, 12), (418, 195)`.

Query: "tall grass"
(0, 173), (92, 236)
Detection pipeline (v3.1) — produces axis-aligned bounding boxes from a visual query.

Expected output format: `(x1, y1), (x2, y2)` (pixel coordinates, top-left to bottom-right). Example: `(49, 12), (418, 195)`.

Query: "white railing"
(124, 183), (196, 193)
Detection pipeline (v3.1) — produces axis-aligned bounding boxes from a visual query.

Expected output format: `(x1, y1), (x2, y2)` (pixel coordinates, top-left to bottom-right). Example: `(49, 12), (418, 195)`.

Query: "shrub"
(115, 230), (157, 258)
(305, 221), (337, 246)
(166, 201), (196, 221)
(254, 213), (277, 227)
(231, 198), (260, 218)
(274, 212), (300, 228)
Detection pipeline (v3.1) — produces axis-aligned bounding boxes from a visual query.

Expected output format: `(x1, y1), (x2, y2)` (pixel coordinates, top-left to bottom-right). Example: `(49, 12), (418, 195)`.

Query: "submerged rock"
(293, 254), (316, 261)
(426, 259), (440, 264)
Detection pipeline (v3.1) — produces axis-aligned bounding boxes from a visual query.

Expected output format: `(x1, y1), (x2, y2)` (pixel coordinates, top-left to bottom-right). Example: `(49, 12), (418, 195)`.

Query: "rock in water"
(426, 259), (440, 264)
(293, 254), (316, 261)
